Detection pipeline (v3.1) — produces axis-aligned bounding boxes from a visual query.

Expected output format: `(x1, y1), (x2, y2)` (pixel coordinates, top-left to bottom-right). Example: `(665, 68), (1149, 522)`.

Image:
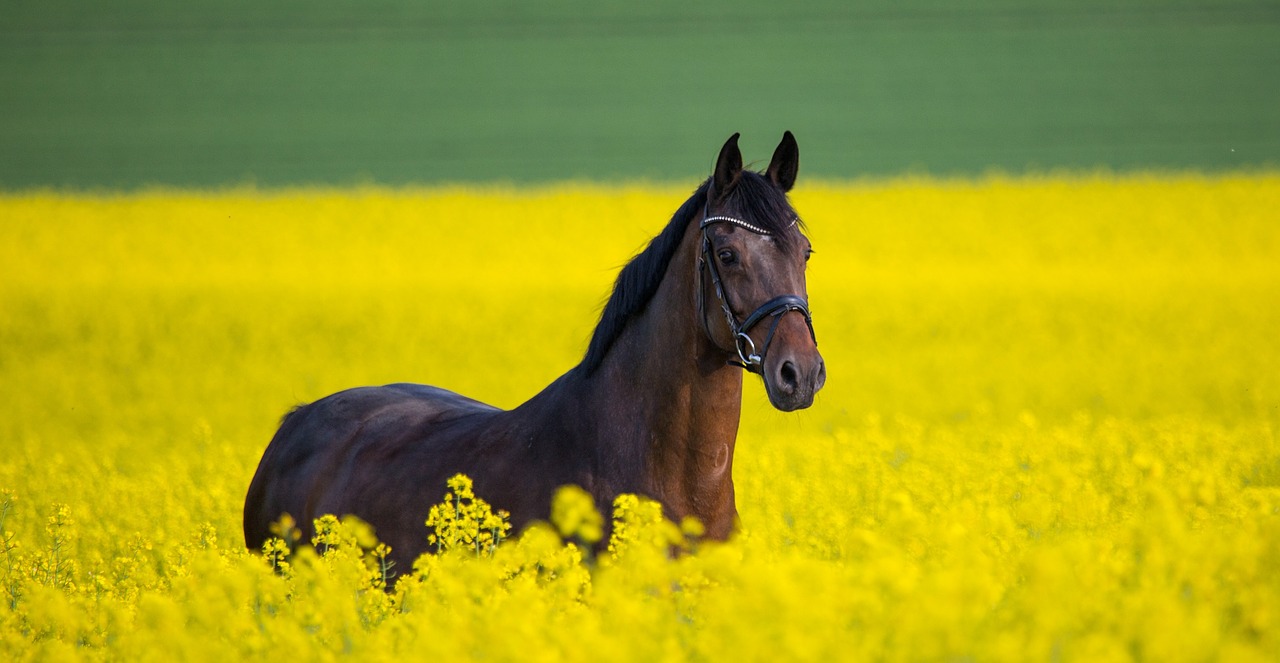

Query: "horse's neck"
(578, 220), (743, 536)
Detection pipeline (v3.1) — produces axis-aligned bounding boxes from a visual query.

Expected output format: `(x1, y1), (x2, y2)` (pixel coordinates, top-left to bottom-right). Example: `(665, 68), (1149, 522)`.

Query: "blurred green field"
(3, 0), (1278, 187)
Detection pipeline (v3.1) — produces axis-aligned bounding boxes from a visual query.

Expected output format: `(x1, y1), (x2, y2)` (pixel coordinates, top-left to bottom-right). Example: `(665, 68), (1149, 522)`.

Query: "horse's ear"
(767, 131), (799, 192)
(712, 133), (743, 200)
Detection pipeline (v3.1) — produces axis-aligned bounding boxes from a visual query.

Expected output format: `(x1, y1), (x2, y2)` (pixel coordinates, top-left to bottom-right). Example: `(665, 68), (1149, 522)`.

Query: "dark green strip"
(3, 1), (1277, 187)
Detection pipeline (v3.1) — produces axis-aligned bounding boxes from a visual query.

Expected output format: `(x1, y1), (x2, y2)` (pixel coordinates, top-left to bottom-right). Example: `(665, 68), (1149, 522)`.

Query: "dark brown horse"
(243, 132), (825, 568)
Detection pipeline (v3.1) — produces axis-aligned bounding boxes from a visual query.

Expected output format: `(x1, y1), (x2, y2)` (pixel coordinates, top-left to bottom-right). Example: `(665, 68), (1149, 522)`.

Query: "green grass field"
(3, 0), (1278, 187)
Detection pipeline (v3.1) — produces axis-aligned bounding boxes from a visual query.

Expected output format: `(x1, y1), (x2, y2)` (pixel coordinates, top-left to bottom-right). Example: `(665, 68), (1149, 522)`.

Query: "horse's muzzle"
(762, 318), (825, 411)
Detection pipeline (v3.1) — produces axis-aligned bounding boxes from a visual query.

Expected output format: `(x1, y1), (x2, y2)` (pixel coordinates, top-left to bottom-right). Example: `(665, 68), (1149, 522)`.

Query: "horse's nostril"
(779, 361), (799, 392)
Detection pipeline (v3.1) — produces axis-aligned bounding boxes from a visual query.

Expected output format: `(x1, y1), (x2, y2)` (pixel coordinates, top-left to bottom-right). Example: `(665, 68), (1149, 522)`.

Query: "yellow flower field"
(1, 174), (1278, 661)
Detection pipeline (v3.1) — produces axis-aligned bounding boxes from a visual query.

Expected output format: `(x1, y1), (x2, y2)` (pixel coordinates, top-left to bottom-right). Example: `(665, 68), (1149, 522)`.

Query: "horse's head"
(699, 132), (825, 412)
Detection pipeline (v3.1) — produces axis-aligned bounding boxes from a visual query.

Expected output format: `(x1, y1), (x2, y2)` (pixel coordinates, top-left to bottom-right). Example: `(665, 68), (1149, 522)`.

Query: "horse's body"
(243, 133), (825, 569)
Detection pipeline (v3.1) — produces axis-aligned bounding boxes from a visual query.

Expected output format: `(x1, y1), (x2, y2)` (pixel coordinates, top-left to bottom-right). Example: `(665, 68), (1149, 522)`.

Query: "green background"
(3, 0), (1277, 188)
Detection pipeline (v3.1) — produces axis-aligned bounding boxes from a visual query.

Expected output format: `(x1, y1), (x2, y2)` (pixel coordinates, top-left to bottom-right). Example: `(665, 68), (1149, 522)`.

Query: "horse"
(243, 132), (825, 568)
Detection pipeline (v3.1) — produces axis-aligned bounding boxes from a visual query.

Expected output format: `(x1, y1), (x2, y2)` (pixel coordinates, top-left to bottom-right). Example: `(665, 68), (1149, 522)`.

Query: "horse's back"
(242, 383), (501, 553)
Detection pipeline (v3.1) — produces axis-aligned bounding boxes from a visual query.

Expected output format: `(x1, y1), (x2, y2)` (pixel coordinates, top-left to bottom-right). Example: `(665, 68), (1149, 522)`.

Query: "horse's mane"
(578, 172), (801, 375)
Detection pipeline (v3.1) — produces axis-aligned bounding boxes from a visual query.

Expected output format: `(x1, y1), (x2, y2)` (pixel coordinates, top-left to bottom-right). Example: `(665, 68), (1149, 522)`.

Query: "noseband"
(697, 212), (817, 374)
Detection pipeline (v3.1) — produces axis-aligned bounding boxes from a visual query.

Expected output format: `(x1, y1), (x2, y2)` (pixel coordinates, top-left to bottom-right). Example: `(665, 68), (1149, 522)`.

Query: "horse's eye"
(804, 249), (814, 262)
(718, 249), (736, 266)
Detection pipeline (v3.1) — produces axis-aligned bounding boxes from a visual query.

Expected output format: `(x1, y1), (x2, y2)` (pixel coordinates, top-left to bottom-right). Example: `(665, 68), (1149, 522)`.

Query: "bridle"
(697, 209), (817, 374)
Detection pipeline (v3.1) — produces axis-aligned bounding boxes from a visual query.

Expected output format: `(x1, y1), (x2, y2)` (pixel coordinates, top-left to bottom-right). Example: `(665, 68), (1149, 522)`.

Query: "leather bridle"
(697, 210), (817, 374)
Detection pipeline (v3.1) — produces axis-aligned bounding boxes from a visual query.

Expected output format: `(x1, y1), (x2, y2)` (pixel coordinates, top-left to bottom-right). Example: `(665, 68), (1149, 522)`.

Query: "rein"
(697, 211), (816, 374)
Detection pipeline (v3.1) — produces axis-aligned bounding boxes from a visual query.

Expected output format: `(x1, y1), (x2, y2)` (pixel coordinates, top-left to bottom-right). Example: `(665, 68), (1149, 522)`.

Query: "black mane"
(579, 172), (801, 375)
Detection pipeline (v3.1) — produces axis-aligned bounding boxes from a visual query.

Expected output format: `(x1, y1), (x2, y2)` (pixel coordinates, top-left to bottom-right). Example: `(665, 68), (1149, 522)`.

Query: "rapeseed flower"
(1, 174), (1277, 660)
